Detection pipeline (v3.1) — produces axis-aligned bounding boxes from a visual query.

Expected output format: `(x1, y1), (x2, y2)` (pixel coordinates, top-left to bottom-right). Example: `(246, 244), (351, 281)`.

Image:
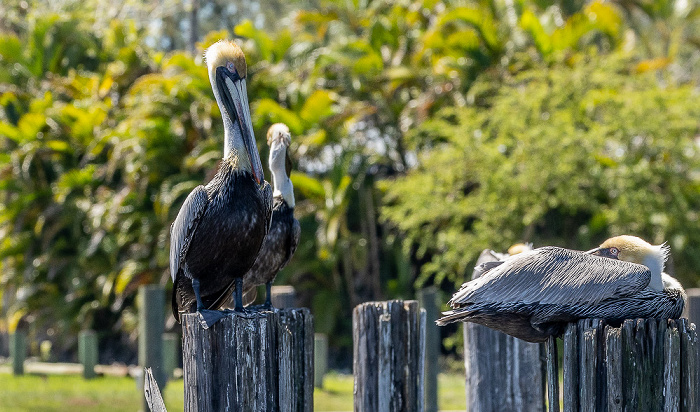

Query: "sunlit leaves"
(383, 54), (700, 288)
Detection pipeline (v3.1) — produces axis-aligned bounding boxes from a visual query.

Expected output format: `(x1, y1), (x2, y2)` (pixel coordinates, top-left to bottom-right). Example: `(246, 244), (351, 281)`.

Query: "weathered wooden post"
(79, 330), (98, 379)
(138, 285), (165, 412)
(418, 287), (439, 412)
(683, 288), (700, 327)
(182, 308), (313, 411)
(314, 333), (328, 388)
(162, 333), (179, 382)
(144, 367), (168, 412)
(271, 285), (297, 308)
(463, 250), (546, 412)
(546, 318), (698, 411)
(9, 331), (26, 376)
(353, 300), (426, 412)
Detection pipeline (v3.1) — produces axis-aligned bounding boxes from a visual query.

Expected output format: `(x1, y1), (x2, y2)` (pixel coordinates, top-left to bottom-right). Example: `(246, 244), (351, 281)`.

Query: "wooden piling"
(463, 250), (546, 412)
(546, 336), (559, 412)
(547, 318), (699, 411)
(144, 367), (168, 412)
(181, 308), (313, 412)
(271, 285), (297, 308)
(353, 300), (426, 412)
(683, 288), (700, 326)
(138, 285), (165, 412)
(418, 287), (439, 412)
(10, 332), (26, 376)
(78, 330), (98, 379)
(314, 333), (328, 388)
(162, 333), (179, 382)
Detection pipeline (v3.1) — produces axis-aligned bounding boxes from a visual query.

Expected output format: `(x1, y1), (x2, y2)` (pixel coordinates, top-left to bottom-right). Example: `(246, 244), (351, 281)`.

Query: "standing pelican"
(237, 123), (300, 309)
(170, 41), (273, 327)
(437, 235), (686, 342)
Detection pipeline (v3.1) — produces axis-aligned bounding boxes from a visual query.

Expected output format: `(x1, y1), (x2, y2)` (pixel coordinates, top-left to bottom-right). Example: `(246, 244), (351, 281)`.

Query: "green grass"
(314, 372), (466, 411)
(0, 373), (182, 412)
(0, 372), (465, 411)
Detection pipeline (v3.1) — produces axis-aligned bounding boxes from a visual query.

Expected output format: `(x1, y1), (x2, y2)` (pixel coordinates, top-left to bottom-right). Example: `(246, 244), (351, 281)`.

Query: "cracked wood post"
(353, 300), (426, 412)
(546, 318), (698, 411)
(182, 308), (313, 411)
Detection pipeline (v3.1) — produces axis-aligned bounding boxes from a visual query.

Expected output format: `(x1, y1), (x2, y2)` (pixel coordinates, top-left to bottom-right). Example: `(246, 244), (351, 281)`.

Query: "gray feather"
(448, 247), (651, 309)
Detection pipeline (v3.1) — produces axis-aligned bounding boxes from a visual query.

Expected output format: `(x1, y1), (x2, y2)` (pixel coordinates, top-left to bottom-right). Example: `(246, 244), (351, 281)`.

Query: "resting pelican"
(170, 41), (273, 327)
(238, 123), (300, 309)
(437, 235), (686, 342)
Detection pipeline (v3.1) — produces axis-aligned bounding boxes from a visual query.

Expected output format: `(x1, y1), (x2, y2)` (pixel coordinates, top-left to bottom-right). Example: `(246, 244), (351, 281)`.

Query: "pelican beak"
(585, 247), (618, 259)
(285, 150), (293, 177)
(215, 67), (264, 185)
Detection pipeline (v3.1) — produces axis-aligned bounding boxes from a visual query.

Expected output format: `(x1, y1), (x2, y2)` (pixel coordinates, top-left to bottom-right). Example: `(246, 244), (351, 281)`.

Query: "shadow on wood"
(182, 308), (313, 412)
(546, 318), (698, 412)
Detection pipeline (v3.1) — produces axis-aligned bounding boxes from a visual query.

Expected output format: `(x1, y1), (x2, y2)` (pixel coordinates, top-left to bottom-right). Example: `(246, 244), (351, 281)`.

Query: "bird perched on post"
(170, 40), (273, 328)
(235, 123), (300, 309)
(437, 235), (686, 342)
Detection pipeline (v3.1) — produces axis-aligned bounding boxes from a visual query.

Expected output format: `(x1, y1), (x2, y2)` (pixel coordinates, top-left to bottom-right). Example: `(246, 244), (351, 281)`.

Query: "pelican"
(237, 123), (300, 309)
(170, 41), (272, 327)
(437, 235), (686, 342)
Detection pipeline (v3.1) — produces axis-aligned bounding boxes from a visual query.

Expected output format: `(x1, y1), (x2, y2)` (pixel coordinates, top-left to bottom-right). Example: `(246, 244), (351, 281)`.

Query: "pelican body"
(239, 124), (300, 308)
(438, 236), (686, 342)
(170, 41), (272, 326)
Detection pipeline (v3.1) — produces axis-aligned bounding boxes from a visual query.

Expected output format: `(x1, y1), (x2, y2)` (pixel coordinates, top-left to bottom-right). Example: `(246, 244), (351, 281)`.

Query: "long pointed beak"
(215, 67), (264, 184)
(584, 247), (601, 255)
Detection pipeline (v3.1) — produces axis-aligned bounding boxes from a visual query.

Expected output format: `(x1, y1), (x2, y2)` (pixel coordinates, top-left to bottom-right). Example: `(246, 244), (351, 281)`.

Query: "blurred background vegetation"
(0, 0), (698, 367)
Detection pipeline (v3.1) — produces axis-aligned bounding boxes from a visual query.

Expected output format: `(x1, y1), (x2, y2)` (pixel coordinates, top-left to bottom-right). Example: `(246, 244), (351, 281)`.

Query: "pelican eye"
(609, 247), (619, 257)
(226, 61), (236, 73)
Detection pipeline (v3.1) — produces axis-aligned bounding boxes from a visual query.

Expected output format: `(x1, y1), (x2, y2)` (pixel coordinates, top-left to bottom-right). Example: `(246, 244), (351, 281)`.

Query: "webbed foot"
(197, 309), (228, 329)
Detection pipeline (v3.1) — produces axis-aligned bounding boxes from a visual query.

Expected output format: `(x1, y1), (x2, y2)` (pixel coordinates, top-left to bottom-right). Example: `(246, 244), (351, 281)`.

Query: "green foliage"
(0, 0), (699, 360)
(382, 54), (700, 287)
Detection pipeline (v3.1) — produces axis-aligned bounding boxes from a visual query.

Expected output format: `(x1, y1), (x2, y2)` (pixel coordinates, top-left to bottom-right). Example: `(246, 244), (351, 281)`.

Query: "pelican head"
(205, 40), (264, 184)
(507, 243), (533, 256)
(587, 235), (669, 291)
(267, 123), (295, 207)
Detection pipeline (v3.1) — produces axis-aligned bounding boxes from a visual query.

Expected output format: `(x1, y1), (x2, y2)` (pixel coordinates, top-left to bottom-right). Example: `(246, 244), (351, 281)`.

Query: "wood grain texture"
(664, 321), (680, 412)
(548, 318), (698, 412)
(679, 318), (698, 412)
(182, 308), (313, 412)
(604, 326), (622, 412)
(546, 336), (559, 412)
(144, 367), (168, 412)
(418, 287), (439, 412)
(353, 300), (425, 412)
(562, 323), (578, 412)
